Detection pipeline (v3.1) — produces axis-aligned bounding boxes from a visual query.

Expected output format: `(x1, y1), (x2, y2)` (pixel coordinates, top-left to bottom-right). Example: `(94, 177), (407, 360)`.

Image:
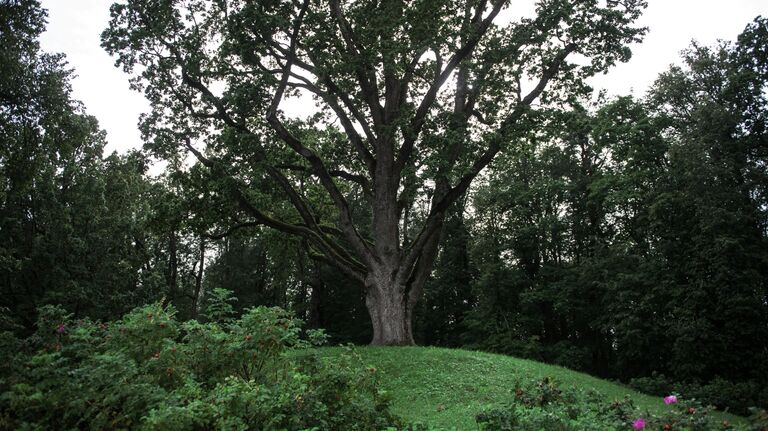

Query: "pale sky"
(40, 0), (767, 155)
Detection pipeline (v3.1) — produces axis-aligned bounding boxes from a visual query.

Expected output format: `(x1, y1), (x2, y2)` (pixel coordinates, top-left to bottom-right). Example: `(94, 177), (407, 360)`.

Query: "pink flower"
(56, 324), (66, 334)
(664, 395), (678, 405)
(632, 418), (646, 429)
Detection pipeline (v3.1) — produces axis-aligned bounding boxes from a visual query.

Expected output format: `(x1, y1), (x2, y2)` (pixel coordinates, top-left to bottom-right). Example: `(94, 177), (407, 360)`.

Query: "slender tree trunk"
(308, 260), (323, 328)
(167, 230), (178, 302)
(191, 238), (206, 319)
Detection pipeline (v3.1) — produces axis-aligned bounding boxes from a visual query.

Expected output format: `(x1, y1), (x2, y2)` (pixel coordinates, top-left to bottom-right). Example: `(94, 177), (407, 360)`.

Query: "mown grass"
(316, 346), (745, 430)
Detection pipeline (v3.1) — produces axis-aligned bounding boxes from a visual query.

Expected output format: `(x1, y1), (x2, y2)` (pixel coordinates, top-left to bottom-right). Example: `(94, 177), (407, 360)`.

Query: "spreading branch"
(266, 0), (376, 267)
(399, 42), (578, 274)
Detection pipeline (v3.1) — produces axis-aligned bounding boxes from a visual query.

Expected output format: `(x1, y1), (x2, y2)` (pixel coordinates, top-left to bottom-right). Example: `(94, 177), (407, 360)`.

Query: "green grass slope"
(317, 346), (744, 430)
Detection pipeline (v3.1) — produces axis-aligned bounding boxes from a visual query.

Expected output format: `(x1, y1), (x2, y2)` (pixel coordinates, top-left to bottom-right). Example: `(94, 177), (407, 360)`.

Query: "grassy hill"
(316, 346), (745, 430)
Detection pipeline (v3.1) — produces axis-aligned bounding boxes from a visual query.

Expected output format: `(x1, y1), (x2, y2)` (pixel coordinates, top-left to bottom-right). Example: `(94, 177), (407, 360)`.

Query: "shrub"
(685, 378), (768, 415)
(629, 374), (768, 416)
(748, 408), (768, 431)
(0, 298), (398, 430)
(628, 372), (675, 397)
(476, 377), (763, 431)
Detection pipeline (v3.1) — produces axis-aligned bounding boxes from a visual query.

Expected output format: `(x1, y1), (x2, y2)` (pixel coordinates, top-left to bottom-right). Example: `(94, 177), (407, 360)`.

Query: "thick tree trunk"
(365, 275), (415, 345)
(364, 210), (444, 346)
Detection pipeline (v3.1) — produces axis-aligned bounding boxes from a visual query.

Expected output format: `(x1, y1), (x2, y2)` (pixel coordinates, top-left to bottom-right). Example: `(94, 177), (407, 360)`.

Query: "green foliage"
(476, 378), (757, 431)
(747, 408), (768, 431)
(0, 0), (197, 326)
(629, 375), (768, 417)
(0, 299), (397, 430)
(202, 288), (238, 323)
(416, 202), (475, 347)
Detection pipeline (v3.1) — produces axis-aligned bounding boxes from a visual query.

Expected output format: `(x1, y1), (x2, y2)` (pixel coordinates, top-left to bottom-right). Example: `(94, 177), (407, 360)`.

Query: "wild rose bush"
(0, 299), (397, 430)
(629, 373), (768, 416)
(475, 377), (767, 431)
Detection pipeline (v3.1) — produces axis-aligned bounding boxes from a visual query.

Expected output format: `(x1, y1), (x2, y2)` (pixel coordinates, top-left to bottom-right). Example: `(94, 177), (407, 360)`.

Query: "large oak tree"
(102, 0), (646, 345)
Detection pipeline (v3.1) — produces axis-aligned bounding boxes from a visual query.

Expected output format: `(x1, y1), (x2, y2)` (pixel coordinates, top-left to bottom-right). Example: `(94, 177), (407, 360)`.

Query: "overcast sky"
(39, 0), (767, 155)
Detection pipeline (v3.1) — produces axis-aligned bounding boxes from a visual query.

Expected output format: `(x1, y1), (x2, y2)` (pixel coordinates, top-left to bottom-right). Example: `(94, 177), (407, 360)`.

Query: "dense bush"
(476, 377), (768, 431)
(0, 296), (397, 430)
(629, 374), (768, 416)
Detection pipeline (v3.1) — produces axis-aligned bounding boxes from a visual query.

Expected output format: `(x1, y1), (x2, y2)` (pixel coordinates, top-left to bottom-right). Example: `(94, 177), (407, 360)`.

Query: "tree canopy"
(101, 0), (647, 344)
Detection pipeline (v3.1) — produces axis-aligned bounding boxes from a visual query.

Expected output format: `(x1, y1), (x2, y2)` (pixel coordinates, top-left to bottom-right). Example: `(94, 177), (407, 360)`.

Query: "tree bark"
(365, 271), (416, 345)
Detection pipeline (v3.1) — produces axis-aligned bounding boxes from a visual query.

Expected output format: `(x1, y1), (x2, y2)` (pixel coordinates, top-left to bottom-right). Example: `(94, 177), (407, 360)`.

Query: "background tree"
(448, 17), (768, 411)
(0, 0), (199, 325)
(641, 20), (768, 384)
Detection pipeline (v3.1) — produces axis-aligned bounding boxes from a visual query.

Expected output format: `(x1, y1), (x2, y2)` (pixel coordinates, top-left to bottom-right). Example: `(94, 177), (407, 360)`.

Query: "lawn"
(316, 346), (745, 430)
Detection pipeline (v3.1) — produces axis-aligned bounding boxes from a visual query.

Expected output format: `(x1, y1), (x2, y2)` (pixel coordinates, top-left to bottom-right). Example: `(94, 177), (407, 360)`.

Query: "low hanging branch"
(182, 139), (367, 281)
